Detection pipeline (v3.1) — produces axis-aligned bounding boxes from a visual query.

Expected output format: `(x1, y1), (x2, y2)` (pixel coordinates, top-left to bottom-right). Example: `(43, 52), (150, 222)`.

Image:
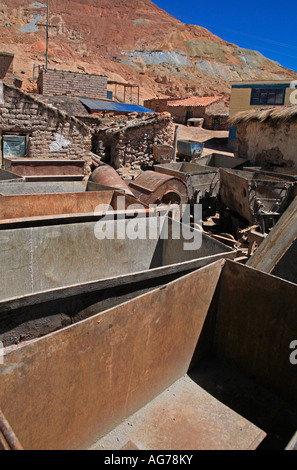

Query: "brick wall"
(0, 83), (94, 177)
(0, 53), (14, 85)
(143, 99), (169, 113)
(38, 69), (108, 99)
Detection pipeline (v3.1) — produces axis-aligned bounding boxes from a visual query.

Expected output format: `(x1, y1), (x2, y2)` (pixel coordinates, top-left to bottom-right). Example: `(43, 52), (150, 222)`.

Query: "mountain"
(1, 0), (297, 102)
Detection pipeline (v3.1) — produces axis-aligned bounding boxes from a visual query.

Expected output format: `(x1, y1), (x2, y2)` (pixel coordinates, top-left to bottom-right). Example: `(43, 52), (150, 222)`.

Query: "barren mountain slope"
(1, 0), (296, 102)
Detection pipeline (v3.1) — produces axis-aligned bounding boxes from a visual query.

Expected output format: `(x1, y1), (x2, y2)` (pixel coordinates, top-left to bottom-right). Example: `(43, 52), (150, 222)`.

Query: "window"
(250, 88), (285, 106)
(2, 135), (26, 159)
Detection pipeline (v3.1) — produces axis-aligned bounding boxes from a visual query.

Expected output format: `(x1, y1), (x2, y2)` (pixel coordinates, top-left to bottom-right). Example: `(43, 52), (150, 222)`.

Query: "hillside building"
(0, 81), (93, 175)
(0, 52), (15, 86)
(143, 96), (228, 128)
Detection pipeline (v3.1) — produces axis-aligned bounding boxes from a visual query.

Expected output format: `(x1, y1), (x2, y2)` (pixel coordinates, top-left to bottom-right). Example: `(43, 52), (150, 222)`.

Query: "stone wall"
(0, 53), (14, 85)
(38, 69), (108, 99)
(235, 121), (297, 169)
(94, 113), (174, 169)
(0, 83), (93, 176)
(143, 99), (170, 113)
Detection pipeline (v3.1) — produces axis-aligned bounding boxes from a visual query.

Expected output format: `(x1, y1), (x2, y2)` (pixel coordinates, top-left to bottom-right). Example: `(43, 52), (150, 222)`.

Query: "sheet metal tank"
(89, 165), (135, 197)
(129, 170), (188, 205)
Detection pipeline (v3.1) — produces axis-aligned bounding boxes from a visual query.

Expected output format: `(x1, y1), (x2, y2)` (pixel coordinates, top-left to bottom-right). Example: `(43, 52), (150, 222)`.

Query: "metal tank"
(129, 170), (188, 206)
(89, 165), (135, 197)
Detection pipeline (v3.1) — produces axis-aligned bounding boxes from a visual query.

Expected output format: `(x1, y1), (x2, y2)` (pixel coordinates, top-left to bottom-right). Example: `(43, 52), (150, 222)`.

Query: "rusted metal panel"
(247, 196), (297, 283)
(0, 181), (107, 195)
(154, 162), (219, 205)
(4, 159), (85, 177)
(219, 168), (294, 226)
(89, 165), (135, 197)
(213, 260), (297, 408)
(0, 260), (297, 450)
(129, 170), (188, 205)
(0, 261), (223, 450)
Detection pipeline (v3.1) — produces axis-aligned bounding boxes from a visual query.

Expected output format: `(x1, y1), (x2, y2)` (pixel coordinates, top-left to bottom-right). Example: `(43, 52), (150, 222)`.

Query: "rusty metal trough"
(0, 180), (115, 195)
(129, 170), (188, 206)
(4, 159), (85, 182)
(0, 260), (296, 450)
(219, 168), (295, 229)
(154, 162), (220, 215)
(0, 217), (235, 304)
(0, 190), (149, 229)
(196, 152), (249, 170)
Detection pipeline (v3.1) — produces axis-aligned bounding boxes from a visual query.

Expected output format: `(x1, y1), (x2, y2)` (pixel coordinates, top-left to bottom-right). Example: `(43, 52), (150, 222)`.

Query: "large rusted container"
(154, 162), (219, 216)
(0, 217), (235, 304)
(0, 190), (150, 229)
(244, 166), (297, 203)
(4, 159), (85, 181)
(0, 260), (296, 450)
(197, 153), (249, 170)
(0, 181), (114, 195)
(219, 168), (295, 228)
(129, 170), (188, 206)
(89, 165), (135, 197)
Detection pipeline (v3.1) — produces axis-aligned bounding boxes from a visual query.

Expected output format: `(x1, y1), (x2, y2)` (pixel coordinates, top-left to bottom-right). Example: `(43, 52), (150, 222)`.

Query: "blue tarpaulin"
(3, 135), (26, 159)
(80, 98), (155, 114)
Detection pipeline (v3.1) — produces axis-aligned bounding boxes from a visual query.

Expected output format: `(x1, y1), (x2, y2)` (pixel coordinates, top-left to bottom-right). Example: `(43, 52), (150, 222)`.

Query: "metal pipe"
(0, 409), (23, 450)
(173, 125), (179, 162)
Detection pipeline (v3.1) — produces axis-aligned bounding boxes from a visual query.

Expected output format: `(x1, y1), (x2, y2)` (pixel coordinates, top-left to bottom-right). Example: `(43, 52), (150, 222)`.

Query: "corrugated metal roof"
(167, 96), (223, 107)
(80, 98), (155, 114)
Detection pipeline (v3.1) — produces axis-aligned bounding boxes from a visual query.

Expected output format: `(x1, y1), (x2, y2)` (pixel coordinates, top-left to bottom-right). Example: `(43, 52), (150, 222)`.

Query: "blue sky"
(153, 0), (297, 72)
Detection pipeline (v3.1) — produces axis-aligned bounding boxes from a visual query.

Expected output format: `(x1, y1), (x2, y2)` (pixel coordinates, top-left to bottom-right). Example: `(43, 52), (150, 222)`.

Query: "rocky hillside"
(1, 0), (297, 103)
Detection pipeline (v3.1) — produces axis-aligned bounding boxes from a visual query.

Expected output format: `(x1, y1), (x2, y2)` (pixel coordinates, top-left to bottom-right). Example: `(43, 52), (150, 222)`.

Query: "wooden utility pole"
(37, 0), (57, 70)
